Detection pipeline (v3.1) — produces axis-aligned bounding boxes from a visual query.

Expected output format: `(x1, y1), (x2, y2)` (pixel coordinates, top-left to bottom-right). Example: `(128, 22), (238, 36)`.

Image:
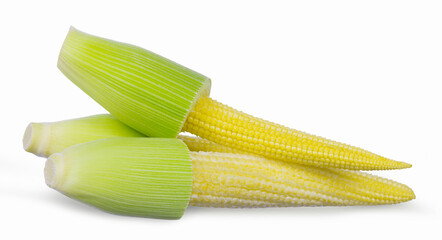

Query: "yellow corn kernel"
(189, 152), (415, 207)
(183, 97), (411, 171)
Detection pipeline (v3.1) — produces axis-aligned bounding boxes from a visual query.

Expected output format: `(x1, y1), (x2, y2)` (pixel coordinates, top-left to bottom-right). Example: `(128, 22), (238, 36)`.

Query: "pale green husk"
(23, 114), (144, 157)
(45, 137), (193, 219)
(58, 27), (211, 138)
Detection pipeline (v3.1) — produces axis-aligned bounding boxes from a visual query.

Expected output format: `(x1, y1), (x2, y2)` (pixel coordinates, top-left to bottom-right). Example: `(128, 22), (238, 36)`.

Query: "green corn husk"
(23, 114), (233, 157)
(45, 137), (193, 219)
(58, 27), (211, 138)
(23, 114), (144, 157)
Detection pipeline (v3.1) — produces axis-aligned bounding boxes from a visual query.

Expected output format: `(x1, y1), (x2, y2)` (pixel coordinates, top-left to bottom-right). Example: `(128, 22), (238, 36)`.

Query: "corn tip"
(401, 184), (416, 203)
(396, 161), (412, 170)
(409, 190), (416, 201)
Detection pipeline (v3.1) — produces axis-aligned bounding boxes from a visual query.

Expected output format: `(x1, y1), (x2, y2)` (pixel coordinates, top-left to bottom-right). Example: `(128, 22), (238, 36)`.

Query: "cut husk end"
(23, 123), (50, 157)
(44, 156), (57, 187)
(22, 123), (33, 151)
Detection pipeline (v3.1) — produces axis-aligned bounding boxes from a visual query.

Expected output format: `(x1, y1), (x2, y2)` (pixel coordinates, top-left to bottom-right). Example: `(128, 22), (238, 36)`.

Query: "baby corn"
(58, 27), (410, 170)
(184, 97), (410, 170)
(45, 138), (415, 220)
(190, 152), (414, 207)
(23, 114), (241, 158)
(23, 114), (144, 157)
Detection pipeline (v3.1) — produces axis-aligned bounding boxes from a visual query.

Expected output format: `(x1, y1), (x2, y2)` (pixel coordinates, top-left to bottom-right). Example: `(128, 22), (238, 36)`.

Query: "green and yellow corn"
(57, 27), (411, 170)
(23, 114), (241, 158)
(45, 137), (415, 220)
(183, 97), (411, 170)
(23, 114), (144, 157)
(23, 117), (414, 219)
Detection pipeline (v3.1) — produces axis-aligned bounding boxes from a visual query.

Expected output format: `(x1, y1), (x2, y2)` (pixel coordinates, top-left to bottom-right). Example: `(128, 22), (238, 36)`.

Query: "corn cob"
(45, 137), (414, 220)
(190, 152), (415, 207)
(57, 27), (411, 170)
(183, 97), (411, 170)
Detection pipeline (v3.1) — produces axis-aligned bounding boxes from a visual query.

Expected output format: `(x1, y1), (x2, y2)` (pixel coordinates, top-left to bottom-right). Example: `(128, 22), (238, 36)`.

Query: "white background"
(1, 0), (441, 239)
